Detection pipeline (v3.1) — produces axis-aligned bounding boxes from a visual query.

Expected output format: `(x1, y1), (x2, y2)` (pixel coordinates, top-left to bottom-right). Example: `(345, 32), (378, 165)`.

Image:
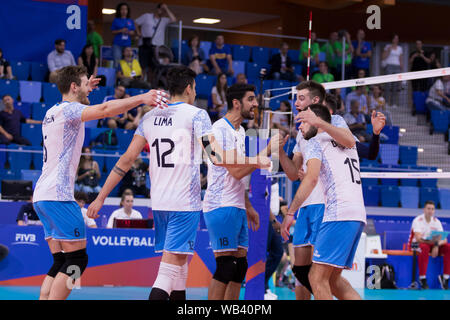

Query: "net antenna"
(306, 11), (313, 81)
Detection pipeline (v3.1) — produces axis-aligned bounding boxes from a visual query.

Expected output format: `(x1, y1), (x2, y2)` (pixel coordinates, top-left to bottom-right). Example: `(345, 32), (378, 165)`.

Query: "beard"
(78, 91), (90, 105)
(241, 106), (255, 120)
(303, 126), (318, 140)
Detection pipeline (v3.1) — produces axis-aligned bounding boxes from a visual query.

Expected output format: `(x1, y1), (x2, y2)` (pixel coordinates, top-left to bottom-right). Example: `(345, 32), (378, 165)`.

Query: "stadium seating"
(363, 185), (380, 206)
(19, 81), (42, 103)
(380, 185), (400, 207)
(20, 169), (41, 188)
(10, 61), (31, 81)
(380, 144), (399, 165)
(287, 50), (300, 64)
(232, 45), (251, 62)
(419, 187), (440, 208)
(15, 101), (32, 119)
(88, 86), (107, 105)
(21, 123), (43, 146)
(200, 41), (212, 57)
(91, 148), (106, 173)
(251, 46), (270, 65)
(195, 74), (215, 99)
(42, 82), (61, 105)
(232, 60), (245, 76)
(6, 144), (32, 171)
(97, 67), (116, 88)
(31, 102), (50, 120)
(0, 144), (6, 169)
(412, 91), (427, 115)
(438, 189), (450, 210)
(32, 148), (43, 171)
(430, 109), (449, 134)
(381, 126), (399, 144)
(399, 186), (420, 208)
(30, 62), (48, 82)
(0, 79), (20, 100)
(399, 145), (418, 165)
(269, 97), (283, 111)
(116, 129), (134, 149)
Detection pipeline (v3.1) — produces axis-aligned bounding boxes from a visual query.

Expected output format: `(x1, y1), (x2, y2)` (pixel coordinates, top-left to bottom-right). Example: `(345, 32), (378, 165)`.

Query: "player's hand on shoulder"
(296, 107), (320, 126)
(87, 199), (103, 219)
(143, 90), (169, 109)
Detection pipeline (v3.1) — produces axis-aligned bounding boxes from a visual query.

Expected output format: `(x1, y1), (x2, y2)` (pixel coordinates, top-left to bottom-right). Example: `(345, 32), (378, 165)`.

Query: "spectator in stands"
(352, 29), (372, 78)
(87, 20), (104, 58)
(208, 35), (233, 76)
(75, 147), (102, 201)
(0, 94), (41, 145)
(345, 85), (368, 113)
(269, 42), (296, 82)
(99, 84), (132, 129)
(426, 76), (450, 110)
(75, 191), (97, 228)
(47, 39), (76, 83)
(334, 30), (353, 80)
(0, 49), (13, 80)
(320, 32), (338, 80)
(183, 35), (208, 75)
(312, 61), (334, 84)
(271, 100), (292, 136)
(119, 158), (149, 198)
(235, 73), (248, 85)
(381, 34), (403, 108)
(117, 47), (151, 89)
(300, 32), (320, 76)
(411, 200), (450, 290)
(344, 99), (371, 142)
(78, 44), (98, 79)
(107, 193), (143, 228)
(428, 50), (442, 70)
(111, 2), (135, 69)
(16, 196), (41, 226)
(409, 40), (431, 92)
(368, 85), (392, 126)
(211, 73), (228, 119)
(135, 3), (177, 81)
(329, 88), (345, 116)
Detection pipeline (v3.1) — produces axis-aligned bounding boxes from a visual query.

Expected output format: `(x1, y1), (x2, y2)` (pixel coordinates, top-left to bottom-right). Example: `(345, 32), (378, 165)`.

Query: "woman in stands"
(106, 192), (143, 228)
(111, 2), (135, 69)
(211, 72), (228, 120)
(184, 35), (209, 75)
(381, 34), (403, 108)
(0, 48), (13, 80)
(75, 147), (102, 202)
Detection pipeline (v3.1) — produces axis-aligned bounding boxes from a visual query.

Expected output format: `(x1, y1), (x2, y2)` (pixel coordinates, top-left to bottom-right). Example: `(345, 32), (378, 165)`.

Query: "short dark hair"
(424, 200), (435, 207)
(2, 94), (12, 100)
(55, 39), (65, 45)
(115, 2), (130, 18)
(167, 65), (196, 96)
(226, 83), (256, 110)
(56, 65), (88, 95)
(307, 103), (331, 124)
(296, 80), (326, 104)
(324, 93), (337, 114)
(74, 191), (89, 203)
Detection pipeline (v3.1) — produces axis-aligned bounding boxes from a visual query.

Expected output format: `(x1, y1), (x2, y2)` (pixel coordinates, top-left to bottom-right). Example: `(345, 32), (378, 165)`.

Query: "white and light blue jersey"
(135, 102), (212, 211)
(293, 114), (350, 207)
(33, 101), (88, 202)
(203, 117), (247, 212)
(303, 132), (366, 223)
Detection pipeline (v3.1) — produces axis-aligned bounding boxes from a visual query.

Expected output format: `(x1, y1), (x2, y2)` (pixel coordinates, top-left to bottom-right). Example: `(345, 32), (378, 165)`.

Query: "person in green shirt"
(333, 30), (353, 80)
(300, 32), (320, 77)
(87, 20), (104, 59)
(312, 61), (334, 83)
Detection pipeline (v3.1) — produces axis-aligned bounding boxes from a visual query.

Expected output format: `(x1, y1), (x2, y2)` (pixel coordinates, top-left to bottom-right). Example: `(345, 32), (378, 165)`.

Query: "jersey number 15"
(344, 157), (361, 184)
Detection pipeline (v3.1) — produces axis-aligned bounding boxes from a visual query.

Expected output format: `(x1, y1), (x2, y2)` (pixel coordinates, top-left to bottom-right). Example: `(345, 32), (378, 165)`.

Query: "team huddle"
(32, 64), (386, 300)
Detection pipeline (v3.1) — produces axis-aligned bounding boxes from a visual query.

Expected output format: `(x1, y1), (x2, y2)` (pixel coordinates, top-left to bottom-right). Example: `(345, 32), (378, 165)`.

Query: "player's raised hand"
(371, 110), (386, 135)
(142, 90), (169, 109)
(87, 198), (104, 219)
(88, 75), (101, 92)
(281, 213), (295, 242)
(270, 133), (289, 155)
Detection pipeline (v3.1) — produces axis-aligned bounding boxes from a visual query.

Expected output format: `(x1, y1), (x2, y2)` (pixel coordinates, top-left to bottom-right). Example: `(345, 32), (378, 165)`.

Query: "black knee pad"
(232, 257), (248, 283)
(292, 264), (313, 293)
(60, 249), (88, 279)
(47, 252), (65, 278)
(213, 256), (237, 284)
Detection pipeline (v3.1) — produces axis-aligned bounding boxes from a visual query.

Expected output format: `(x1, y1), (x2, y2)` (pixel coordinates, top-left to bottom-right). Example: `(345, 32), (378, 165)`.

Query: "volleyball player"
(33, 65), (168, 300)
(281, 104), (366, 300)
(203, 83), (273, 300)
(87, 66), (270, 300)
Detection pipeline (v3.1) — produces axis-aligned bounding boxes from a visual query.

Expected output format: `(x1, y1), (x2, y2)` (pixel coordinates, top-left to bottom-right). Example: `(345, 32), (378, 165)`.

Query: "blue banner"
(0, 0), (87, 63)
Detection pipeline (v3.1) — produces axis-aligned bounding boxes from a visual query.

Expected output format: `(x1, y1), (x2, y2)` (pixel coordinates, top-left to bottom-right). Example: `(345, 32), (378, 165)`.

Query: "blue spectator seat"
(251, 46), (270, 65)
(232, 61), (246, 77)
(128, 88), (148, 96)
(399, 145), (418, 165)
(32, 147), (43, 171)
(318, 52), (326, 62)
(88, 86), (107, 105)
(21, 123), (43, 146)
(97, 67), (116, 88)
(200, 41), (212, 58)
(269, 97), (283, 111)
(412, 91), (427, 115)
(363, 185), (380, 206)
(380, 144), (399, 165)
(293, 64), (302, 77)
(231, 45), (251, 62)
(116, 129), (134, 149)
(0, 79), (20, 100)
(378, 164), (399, 186)
(380, 185), (400, 207)
(440, 189), (450, 210)
(42, 82), (61, 105)
(381, 126), (399, 144)
(30, 62), (48, 82)
(104, 150), (122, 173)
(0, 144), (6, 169)
(6, 144), (32, 171)
(19, 81), (42, 103)
(10, 61), (31, 81)
(89, 127), (110, 143)
(249, 79), (273, 96)
(399, 165), (418, 186)
(31, 102), (50, 121)
(14, 101), (32, 119)
(399, 186), (420, 208)
(195, 74), (215, 99)
(269, 48), (279, 59)
(419, 187), (440, 208)
(20, 169), (42, 188)
(430, 109), (449, 134)
(245, 62), (271, 82)
(414, 165), (438, 188)
(288, 50), (300, 64)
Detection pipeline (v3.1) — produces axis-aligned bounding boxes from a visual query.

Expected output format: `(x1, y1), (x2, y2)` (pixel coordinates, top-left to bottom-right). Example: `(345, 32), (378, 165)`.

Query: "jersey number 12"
(151, 138), (175, 168)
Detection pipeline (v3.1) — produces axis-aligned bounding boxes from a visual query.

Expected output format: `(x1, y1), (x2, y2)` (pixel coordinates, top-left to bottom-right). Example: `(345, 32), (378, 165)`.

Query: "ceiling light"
(400, 128), (406, 133)
(193, 18), (221, 24)
(102, 8), (116, 15)
(418, 148), (424, 153)
(437, 168), (443, 173)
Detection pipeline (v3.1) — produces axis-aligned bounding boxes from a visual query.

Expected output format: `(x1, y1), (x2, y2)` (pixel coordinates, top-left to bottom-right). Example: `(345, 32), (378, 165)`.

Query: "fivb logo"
(13, 233), (39, 246)
(66, 5), (81, 30)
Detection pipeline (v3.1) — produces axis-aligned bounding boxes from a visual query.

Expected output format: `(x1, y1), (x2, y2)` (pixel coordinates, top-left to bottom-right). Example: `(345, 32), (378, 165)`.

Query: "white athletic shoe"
(264, 289), (278, 300)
